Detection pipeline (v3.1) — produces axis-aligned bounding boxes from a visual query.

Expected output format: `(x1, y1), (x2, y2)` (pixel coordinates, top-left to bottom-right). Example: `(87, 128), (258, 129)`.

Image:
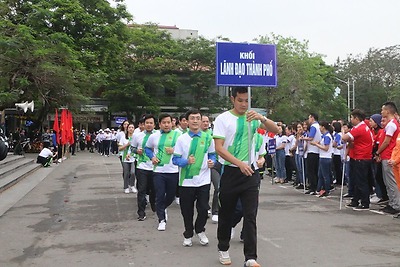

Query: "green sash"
(180, 132), (211, 183)
(156, 131), (179, 166)
(226, 116), (259, 165)
(138, 131), (152, 164)
(122, 137), (134, 161)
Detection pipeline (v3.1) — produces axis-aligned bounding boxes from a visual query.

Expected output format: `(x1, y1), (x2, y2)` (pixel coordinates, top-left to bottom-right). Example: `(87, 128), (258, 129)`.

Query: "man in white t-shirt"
(172, 109), (216, 247)
(302, 113), (321, 195)
(145, 114), (180, 231)
(36, 141), (56, 167)
(213, 87), (278, 266)
(132, 115), (157, 221)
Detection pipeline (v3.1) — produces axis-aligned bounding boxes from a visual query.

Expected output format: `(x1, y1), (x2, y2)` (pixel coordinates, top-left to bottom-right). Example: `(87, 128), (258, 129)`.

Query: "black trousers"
(136, 169), (155, 217)
(306, 153), (319, 191)
(179, 184), (210, 238)
(350, 159), (372, 207)
(285, 155), (297, 182)
(217, 165), (260, 261)
(332, 154), (342, 184)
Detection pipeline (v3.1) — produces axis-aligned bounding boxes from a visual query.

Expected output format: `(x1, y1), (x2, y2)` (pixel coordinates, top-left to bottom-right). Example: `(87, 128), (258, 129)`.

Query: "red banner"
(53, 109), (60, 145)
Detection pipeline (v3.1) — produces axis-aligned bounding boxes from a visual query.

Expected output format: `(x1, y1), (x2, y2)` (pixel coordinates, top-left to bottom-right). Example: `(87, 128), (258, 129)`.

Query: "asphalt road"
(1, 151), (400, 267)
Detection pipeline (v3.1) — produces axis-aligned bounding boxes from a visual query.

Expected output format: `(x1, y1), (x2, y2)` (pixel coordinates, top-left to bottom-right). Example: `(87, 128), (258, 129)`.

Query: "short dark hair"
(383, 101), (398, 115)
(143, 114), (155, 123)
(43, 141), (50, 148)
(179, 114), (186, 121)
(158, 113), (172, 123)
(309, 113), (319, 121)
(231, 86), (248, 98)
(351, 109), (366, 121)
(185, 109), (201, 120)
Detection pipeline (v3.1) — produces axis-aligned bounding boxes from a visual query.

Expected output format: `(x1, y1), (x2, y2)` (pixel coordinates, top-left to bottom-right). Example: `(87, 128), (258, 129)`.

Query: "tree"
(252, 34), (347, 123)
(336, 45), (400, 115)
(102, 23), (183, 120)
(0, 0), (133, 126)
(176, 37), (226, 114)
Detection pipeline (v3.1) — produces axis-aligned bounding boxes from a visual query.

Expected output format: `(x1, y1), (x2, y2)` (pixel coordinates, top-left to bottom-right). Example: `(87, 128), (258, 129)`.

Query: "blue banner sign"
(216, 42), (277, 87)
(268, 138), (276, 155)
(115, 117), (127, 125)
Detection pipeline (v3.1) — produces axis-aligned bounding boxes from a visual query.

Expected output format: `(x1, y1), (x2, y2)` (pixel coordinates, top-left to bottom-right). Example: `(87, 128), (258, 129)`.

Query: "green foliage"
(336, 45), (400, 115)
(0, 0), (132, 126)
(252, 34), (347, 123)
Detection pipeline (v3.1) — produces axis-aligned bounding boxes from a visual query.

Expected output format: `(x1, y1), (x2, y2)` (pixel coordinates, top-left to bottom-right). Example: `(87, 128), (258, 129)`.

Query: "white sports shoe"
(212, 215), (218, 223)
(370, 195), (381, 204)
(130, 185), (138, 193)
(183, 237), (193, 247)
(218, 250), (231, 265)
(244, 259), (260, 267)
(197, 231), (209, 246)
(157, 220), (166, 231)
(124, 188), (130, 194)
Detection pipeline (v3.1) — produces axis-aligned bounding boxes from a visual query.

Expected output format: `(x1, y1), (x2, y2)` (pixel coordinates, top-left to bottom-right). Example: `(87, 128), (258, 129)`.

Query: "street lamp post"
(335, 77), (355, 121)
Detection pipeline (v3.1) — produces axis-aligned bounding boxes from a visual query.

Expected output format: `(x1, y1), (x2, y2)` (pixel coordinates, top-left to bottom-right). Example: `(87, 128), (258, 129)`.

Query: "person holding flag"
(172, 109), (216, 247)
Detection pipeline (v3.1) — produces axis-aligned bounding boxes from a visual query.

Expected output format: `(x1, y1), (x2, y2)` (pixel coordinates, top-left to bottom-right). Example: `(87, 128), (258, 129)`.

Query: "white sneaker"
(244, 259), (260, 267)
(165, 208), (168, 221)
(130, 186), (138, 193)
(208, 209), (212, 217)
(197, 231), (209, 246)
(370, 195), (381, 204)
(212, 215), (218, 223)
(157, 220), (166, 231)
(230, 227), (235, 240)
(124, 188), (130, 194)
(183, 237), (193, 247)
(218, 250), (231, 265)
(175, 197), (180, 205)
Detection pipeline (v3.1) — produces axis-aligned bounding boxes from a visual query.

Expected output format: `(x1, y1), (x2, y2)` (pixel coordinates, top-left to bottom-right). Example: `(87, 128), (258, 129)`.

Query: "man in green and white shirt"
(145, 114), (180, 231)
(213, 87), (278, 266)
(172, 110), (216, 247)
(132, 114), (157, 221)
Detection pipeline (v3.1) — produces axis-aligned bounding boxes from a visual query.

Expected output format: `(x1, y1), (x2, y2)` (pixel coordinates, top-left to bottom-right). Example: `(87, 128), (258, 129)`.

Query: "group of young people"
(268, 101), (400, 216)
(108, 87), (279, 267)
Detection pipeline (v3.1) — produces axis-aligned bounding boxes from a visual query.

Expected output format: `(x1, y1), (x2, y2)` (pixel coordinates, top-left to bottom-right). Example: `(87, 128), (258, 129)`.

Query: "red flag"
(67, 110), (74, 145)
(60, 109), (68, 145)
(53, 109), (60, 145)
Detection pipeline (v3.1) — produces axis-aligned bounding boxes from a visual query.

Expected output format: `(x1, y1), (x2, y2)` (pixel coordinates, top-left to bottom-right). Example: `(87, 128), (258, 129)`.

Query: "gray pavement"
(1, 151), (400, 267)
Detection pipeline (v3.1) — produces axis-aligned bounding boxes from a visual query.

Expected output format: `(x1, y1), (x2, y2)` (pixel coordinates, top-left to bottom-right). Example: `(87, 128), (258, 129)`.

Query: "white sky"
(122, 0), (400, 65)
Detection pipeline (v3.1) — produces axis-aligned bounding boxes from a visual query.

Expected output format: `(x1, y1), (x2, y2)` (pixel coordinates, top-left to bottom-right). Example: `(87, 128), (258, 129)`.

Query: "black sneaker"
(353, 205), (369, 211)
(305, 190), (312, 195)
(380, 205), (400, 214)
(345, 202), (358, 208)
(377, 199), (389, 205)
(343, 193), (353, 198)
(318, 192), (329, 198)
(138, 216), (147, 221)
(296, 184), (304, 189)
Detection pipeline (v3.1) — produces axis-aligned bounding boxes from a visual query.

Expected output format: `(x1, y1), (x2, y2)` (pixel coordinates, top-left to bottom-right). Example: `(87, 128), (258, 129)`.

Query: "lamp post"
(335, 77), (355, 121)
